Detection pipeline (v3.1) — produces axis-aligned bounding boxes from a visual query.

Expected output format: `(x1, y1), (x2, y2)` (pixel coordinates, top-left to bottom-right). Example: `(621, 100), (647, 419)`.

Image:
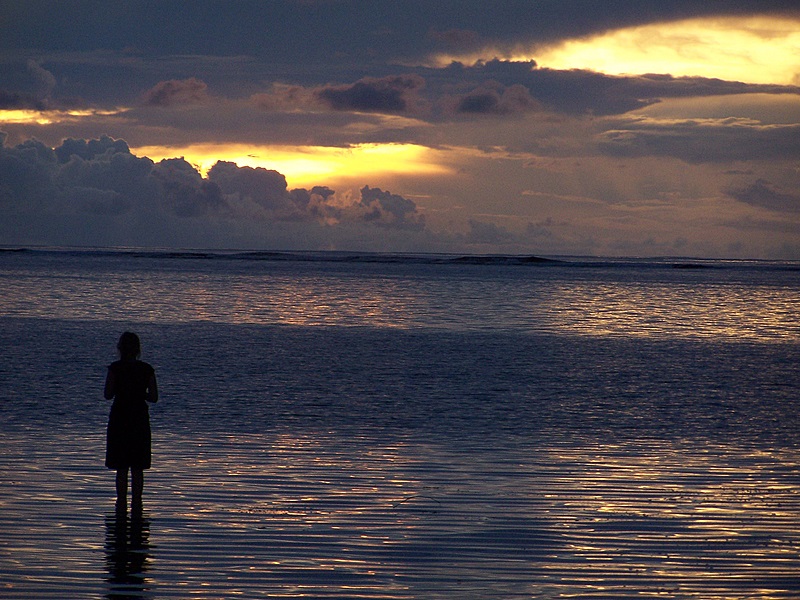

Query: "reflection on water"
(535, 279), (800, 340)
(2, 429), (799, 599)
(0, 252), (797, 340)
(105, 511), (151, 599)
(1, 252), (799, 597)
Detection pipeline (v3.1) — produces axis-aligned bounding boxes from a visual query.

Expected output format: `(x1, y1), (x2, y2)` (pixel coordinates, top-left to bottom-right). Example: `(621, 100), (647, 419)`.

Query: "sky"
(2, 0), (799, 258)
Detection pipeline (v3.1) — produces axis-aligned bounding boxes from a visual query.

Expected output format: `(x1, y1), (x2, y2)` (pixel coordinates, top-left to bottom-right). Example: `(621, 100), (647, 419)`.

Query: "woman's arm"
(104, 368), (116, 400)
(147, 373), (159, 404)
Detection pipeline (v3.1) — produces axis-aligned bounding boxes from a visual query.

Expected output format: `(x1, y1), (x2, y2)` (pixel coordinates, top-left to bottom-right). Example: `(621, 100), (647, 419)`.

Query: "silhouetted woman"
(104, 332), (158, 512)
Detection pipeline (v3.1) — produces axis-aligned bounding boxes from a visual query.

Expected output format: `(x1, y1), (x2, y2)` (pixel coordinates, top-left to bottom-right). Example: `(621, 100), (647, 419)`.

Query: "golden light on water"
(132, 143), (451, 188)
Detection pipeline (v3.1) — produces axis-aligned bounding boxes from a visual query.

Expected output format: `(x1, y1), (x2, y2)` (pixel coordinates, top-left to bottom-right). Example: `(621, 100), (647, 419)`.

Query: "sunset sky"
(2, 0), (799, 258)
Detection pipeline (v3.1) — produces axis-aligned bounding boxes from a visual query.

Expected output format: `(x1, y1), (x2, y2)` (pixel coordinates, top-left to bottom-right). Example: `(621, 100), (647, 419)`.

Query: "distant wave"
(2, 246), (799, 271)
(0, 246), (562, 266)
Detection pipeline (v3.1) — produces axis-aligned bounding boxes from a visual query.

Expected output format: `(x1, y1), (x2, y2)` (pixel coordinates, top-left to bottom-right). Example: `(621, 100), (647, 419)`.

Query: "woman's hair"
(117, 331), (141, 359)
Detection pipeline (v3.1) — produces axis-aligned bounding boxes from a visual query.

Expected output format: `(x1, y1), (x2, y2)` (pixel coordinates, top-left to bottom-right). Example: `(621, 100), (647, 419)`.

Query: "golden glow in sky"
(432, 16), (800, 85)
(0, 108), (119, 125)
(133, 143), (451, 187)
(532, 16), (800, 85)
(1, 109), (57, 125)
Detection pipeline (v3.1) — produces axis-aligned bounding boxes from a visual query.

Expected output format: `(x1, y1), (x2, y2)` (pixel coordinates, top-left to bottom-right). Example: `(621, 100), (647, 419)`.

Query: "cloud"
(26, 60), (56, 99)
(208, 161), (290, 212)
(464, 219), (514, 244)
(0, 90), (48, 110)
(0, 136), (58, 209)
(356, 186), (425, 230)
(428, 28), (484, 52)
(53, 137), (159, 216)
(152, 158), (226, 217)
(2, 4), (800, 258)
(315, 75), (425, 113)
(0, 61), (61, 111)
(3, 3), (799, 110)
(142, 77), (210, 106)
(54, 136), (132, 162)
(727, 179), (800, 213)
(250, 83), (322, 112)
(0, 135), (430, 248)
(287, 186), (341, 223)
(438, 60), (800, 116)
(449, 82), (541, 115)
(597, 118), (800, 162)
(5, 2), (798, 68)
(241, 59), (770, 120)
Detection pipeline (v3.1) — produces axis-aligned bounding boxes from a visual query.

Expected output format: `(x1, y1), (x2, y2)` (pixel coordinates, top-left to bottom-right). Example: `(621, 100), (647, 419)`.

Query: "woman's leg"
(115, 468), (129, 509)
(131, 469), (144, 509)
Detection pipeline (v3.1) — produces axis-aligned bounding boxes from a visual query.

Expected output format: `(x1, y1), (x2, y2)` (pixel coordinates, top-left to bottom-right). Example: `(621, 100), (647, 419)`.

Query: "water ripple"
(1, 253), (797, 341)
(2, 432), (800, 598)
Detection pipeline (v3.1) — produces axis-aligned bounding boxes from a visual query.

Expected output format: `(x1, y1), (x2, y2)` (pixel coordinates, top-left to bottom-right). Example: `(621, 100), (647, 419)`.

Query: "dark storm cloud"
(0, 134), (160, 222)
(152, 158), (226, 217)
(4, 1), (796, 64)
(452, 82), (541, 115)
(55, 152), (151, 202)
(316, 75), (425, 113)
(464, 219), (514, 244)
(0, 90), (48, 110)
(287, 186), (341, 222)
(208, 161), (291, 212)
(220, 60), (800, 128)
(4, 0), (798, 117)
(3, 1), (796, 112)
(437, 61), (800, 116)
(428, 28), (484, 52)
(54, 136), (132, 162)
(2, 1), (799, 257)
(142, 78), (210, 106)
(0, 135), (427, 246)
(597, 119), (800, 162)
(26, 60), (56, 99)
(727, 179), (800, 213)
(0, 135), (59, 208)
(358, 186), (425, 230)
(250, 84), (321, 112)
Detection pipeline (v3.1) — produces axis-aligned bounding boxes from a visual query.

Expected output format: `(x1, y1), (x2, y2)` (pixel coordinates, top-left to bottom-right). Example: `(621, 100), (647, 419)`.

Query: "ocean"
(1, 248), (799, 598)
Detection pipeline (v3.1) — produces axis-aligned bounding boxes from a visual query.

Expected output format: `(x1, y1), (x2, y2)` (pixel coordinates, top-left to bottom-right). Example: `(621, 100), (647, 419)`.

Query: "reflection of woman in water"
(104, 332), (158, 512)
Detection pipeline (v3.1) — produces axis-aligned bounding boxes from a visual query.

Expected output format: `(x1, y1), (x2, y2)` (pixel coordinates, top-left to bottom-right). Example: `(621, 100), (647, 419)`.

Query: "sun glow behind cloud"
(0, 108), (121, 125)
(430, 16), (800, 86)
(132, 143), (451, 188)
(531, 16), (800, 85)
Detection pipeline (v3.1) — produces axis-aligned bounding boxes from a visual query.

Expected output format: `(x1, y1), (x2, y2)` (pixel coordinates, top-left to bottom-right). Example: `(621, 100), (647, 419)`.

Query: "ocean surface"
(1, 248), (799, 599)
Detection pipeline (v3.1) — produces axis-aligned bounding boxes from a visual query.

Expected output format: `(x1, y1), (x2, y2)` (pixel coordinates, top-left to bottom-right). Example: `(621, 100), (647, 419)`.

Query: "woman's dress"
(105, 359), (155, 470)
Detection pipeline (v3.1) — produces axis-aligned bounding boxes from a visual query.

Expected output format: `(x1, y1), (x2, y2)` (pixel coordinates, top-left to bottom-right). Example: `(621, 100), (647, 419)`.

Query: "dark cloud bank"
(3, 0), (799, 258)
(4, 1), (797, 73)
(143, 61), (800, 120)
(0, 134), (425, 249)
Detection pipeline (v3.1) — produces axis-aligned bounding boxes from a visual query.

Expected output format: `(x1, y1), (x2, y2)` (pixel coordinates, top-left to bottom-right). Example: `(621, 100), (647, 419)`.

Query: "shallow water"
(1, 250), (798, 341)
(1, 250), (799, 598)
(4, 429), (800, 599)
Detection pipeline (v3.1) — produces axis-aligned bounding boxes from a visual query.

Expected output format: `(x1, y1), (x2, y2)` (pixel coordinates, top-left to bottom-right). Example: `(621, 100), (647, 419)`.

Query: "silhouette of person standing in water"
(104, 332), (158, 512)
